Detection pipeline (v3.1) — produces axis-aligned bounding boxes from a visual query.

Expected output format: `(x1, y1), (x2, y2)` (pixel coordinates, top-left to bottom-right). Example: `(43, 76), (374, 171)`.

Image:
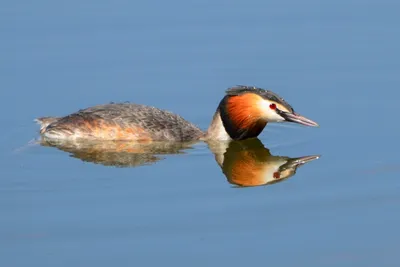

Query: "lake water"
(2, 0), (400, 266)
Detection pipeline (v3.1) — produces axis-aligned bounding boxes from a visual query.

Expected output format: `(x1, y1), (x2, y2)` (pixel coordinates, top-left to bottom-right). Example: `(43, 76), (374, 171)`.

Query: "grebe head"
(214, 86), (319, 140)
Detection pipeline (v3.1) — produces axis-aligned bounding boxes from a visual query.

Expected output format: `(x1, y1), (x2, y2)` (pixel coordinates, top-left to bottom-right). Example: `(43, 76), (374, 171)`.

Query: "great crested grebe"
(35, 85), (319, 142)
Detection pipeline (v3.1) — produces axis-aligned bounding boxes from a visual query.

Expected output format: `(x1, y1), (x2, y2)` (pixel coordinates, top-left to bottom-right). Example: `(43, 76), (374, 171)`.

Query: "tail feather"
(35, 117), (60, 134)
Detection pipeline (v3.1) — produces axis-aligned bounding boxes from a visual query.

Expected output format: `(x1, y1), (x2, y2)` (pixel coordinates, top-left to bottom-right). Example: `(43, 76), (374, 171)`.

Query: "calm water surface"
(2, 0), (400, 266)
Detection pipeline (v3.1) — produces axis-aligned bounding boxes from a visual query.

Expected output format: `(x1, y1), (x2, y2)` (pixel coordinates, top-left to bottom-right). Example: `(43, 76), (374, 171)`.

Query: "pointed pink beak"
(280, 112), (319, 127)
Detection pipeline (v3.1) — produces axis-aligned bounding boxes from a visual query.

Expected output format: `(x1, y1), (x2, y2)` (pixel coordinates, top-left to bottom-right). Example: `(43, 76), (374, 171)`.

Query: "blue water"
(2, 0), (400, 266)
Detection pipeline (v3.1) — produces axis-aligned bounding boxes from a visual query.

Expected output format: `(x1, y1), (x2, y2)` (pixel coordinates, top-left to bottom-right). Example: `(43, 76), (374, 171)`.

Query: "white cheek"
(268, 110), (285, 122)
(259, 100), (285, 122)
(262, 159), (288, 184)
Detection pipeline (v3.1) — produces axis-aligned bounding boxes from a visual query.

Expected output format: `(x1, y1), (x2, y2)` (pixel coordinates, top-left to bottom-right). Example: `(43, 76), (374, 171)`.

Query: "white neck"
(202, 110), (231, 141)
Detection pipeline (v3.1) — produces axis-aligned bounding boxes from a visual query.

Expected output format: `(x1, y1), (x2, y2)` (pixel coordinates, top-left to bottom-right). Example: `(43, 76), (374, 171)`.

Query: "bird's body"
(36, 86), (318, 142)
(37, 103), (204, 141)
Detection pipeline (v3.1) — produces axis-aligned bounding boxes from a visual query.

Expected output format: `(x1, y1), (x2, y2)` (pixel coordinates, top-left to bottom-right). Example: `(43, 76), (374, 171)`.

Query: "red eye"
(273, 172), (280, 179)
(269, 103), (276, 110)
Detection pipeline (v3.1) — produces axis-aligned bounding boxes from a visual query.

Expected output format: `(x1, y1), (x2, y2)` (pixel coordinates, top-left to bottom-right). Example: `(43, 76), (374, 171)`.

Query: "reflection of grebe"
(36, 86), (318, 142)
(208, 139), (320, 187)
(41, 138), (319, 187)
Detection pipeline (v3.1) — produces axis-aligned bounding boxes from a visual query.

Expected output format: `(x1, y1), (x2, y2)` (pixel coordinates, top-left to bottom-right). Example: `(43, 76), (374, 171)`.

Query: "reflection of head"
(211, 139), (319, 187)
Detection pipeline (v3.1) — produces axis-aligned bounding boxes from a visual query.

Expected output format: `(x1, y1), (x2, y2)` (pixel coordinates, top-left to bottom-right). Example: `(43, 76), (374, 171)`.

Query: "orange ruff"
(226, 93), (267, 132)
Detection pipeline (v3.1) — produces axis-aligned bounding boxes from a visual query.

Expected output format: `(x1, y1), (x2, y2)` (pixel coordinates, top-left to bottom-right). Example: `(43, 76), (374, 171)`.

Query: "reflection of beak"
(278, 110), (319, 127)
(282, 155), (320, 170)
